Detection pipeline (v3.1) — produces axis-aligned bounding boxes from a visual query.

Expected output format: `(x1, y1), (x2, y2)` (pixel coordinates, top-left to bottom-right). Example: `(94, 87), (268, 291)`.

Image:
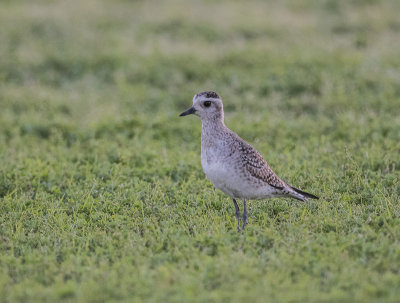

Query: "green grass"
(1, 0), (400, 302)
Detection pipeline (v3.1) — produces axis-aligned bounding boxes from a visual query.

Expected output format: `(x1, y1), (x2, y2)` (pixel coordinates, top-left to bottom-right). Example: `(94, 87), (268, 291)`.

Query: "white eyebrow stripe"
(197, 97), (220, 102)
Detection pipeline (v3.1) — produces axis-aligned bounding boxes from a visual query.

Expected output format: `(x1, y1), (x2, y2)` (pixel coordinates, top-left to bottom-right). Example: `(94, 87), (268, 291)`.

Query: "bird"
(179, 91), (319, 231)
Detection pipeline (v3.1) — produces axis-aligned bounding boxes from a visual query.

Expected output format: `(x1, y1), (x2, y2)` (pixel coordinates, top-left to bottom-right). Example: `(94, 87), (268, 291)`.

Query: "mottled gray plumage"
(180, 91), (318, 230)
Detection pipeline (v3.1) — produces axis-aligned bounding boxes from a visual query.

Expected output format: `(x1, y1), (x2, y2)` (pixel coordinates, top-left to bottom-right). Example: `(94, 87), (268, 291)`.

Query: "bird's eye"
(204, 101), (211, 107)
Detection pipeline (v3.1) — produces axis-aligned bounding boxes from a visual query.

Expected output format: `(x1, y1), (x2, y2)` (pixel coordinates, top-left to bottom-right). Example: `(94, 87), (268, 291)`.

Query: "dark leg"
(232, 198), (241, 232)
(242, 199), (248, 230)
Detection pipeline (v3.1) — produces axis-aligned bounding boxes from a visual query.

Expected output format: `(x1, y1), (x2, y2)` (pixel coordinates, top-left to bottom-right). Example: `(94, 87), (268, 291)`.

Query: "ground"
(0, 0), (399, 302)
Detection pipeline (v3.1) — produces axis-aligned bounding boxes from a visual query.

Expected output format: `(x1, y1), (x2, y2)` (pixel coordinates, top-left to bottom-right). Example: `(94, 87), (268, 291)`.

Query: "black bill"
(179, 106), (196, 116)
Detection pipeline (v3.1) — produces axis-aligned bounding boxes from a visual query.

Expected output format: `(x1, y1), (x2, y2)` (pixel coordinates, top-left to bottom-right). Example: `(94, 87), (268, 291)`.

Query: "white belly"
(201, 154), (273, 199)
(202, 160), (236, 197)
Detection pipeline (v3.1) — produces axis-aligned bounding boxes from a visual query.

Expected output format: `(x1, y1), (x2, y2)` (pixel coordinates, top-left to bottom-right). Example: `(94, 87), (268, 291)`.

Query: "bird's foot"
(232, 198), (241, 232)
(241, 199), (248, 230)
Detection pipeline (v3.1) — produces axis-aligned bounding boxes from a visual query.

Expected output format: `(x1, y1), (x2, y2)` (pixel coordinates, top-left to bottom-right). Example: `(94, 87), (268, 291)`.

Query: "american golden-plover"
(180, 91), (319, 231)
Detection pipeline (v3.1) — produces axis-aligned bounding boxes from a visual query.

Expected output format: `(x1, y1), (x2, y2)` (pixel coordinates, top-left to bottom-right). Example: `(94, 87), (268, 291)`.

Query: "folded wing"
(238, 140), (286, 190)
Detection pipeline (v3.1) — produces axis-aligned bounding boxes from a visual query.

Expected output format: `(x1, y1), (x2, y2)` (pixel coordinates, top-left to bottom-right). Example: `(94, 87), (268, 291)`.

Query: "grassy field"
(1, 0), (400, 302)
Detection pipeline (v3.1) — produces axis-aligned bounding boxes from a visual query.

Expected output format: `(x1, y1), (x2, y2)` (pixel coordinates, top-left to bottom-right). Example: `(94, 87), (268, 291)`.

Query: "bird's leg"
(232, 198), (241, 232)
(242, 199), (248, 230)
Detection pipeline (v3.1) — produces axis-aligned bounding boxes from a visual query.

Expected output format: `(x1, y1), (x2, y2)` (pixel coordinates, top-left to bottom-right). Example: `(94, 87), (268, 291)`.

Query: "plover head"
(179, 91), (224, 122)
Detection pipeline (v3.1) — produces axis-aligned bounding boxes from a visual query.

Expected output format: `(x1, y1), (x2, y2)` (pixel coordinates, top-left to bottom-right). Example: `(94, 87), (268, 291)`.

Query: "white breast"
(201, 145), (276, 200)
(199, 120), (280, 200)
(201, 144), (241, 198)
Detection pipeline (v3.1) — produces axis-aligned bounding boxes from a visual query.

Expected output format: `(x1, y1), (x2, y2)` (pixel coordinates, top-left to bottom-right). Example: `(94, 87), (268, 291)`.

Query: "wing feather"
(238, 141), (286, 189)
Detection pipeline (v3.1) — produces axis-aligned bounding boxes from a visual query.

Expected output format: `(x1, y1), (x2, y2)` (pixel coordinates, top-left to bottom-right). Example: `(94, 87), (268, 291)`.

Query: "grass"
(0, 0), (400, 302)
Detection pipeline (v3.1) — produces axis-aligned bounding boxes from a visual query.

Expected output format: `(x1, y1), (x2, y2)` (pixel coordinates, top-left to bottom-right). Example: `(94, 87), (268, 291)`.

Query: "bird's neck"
(201, 118), (226, 141)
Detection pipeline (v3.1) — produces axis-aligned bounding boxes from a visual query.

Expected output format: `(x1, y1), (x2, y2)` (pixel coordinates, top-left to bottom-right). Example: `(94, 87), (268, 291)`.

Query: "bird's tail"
(289, 186), (319, 201)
